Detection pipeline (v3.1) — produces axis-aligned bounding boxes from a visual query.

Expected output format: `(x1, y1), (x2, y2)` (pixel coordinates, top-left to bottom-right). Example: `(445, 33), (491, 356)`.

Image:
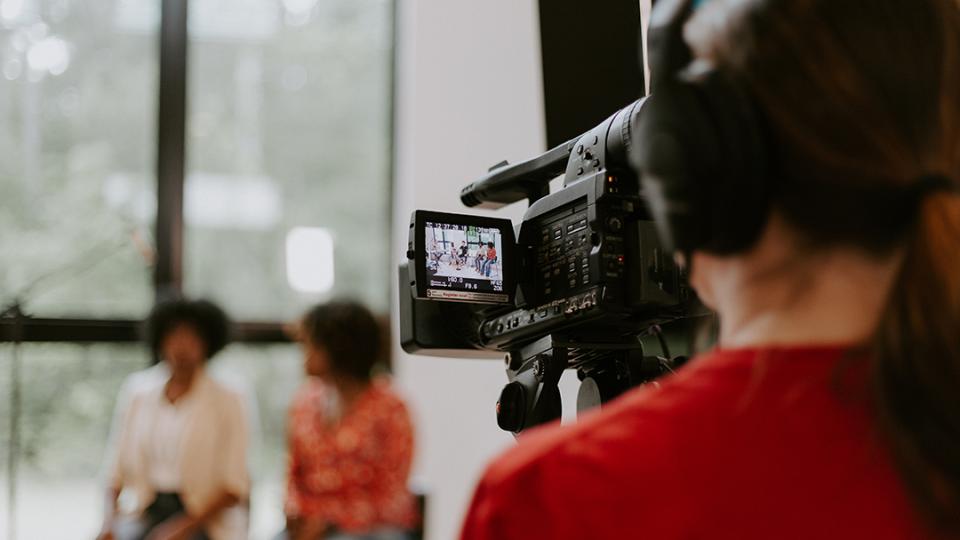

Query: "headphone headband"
(632, 0), (772, 255)
(647, 0), (695, 93)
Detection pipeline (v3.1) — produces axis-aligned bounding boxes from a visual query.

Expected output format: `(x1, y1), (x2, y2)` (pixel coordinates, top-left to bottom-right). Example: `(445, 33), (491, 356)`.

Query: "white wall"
(390, 1), (546, 539)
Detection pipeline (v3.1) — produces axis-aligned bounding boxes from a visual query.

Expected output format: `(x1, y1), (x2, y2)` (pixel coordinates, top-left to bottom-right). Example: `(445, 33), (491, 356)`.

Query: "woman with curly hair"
(99, 298), (253, 540)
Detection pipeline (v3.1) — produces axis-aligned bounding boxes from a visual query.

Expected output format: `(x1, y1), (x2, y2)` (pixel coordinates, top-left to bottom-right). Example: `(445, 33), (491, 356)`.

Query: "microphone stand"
(2, 299), (24, 540)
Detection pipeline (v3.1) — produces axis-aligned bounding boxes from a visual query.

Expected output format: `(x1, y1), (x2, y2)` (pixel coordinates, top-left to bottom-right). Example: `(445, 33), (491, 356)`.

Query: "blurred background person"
(281, 300), (417, 540)
(481, 242), (497, 278)
(99, 298), (254, 540)
(458, 241), (468, 267)
(473, 246), (485, 274)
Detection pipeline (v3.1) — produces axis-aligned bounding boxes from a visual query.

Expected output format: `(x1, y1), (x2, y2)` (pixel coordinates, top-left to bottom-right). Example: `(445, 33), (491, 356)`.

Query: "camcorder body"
(399, 97), (703, 434)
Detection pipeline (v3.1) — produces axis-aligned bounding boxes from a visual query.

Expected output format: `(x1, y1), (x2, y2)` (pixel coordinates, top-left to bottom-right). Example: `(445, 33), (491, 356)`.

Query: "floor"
(2, 474), (285, 539)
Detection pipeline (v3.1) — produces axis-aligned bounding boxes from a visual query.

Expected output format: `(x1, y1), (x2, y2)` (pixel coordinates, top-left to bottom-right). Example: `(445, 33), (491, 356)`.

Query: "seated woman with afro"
(100, 298), (254, 540)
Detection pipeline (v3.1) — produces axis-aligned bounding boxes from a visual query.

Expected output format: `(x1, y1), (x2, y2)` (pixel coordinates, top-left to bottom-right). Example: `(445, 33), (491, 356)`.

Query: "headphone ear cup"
(632, 71), (771, 255)
(693, 71), (771, 254)
(632, 84), (717, 253)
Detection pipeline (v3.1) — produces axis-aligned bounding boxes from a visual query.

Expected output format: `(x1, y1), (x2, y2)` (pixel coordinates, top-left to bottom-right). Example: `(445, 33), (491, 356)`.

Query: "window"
(205, 344), (305, 538)
(184, 0), (394, 319)
(0, 0), (395, 538)
(1, 343), (147, 537)
(0, 0), (157, 318)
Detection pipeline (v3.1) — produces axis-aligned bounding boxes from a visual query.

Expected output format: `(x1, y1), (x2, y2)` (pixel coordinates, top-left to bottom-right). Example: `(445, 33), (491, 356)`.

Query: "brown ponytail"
(686, 0), (960, 531)
(875, 192), (960, 530)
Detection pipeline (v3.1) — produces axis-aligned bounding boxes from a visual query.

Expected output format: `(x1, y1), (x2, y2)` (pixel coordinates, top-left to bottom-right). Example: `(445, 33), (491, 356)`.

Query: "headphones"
(631, 0), (771, 255)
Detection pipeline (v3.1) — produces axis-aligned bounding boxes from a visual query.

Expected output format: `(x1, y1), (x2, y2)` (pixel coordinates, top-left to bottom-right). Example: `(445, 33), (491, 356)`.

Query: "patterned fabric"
(285, 378), (417, 533)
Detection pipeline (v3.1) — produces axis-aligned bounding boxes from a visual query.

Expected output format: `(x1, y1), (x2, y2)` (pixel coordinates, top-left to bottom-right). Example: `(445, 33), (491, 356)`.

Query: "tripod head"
(495, 328), (688, 434)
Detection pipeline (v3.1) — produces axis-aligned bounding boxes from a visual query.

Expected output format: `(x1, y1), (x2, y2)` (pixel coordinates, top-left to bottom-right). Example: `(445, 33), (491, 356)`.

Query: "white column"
(391, 1), (545, 539)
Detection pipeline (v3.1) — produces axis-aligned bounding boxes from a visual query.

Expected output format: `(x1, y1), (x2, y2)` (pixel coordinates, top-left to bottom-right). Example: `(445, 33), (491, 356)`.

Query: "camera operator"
(461, 0), (960, 538)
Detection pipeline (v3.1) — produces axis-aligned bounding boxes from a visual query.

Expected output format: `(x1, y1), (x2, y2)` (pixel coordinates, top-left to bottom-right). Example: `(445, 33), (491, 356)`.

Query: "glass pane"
(184, 0), (394, 320)
(1, 342), (305, 539)
(0, 0), (157, 318)
(207, 343), (304, 538)
(0, 343), (149, 539)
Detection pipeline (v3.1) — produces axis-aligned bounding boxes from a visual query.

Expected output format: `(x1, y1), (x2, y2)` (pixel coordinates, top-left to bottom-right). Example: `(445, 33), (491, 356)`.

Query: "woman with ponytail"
(461, 0), (960, 538)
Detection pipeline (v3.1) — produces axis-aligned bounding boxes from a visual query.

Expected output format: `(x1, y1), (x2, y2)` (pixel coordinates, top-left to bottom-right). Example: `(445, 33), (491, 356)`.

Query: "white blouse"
(103, 365), (255, 540)
(146, 390), (195, 492)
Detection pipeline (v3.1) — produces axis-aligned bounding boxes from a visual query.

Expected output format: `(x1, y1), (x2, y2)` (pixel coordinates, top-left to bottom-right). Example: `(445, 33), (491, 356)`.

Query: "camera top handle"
(459, 136), (578, 209)
(459, 97), (646, 210)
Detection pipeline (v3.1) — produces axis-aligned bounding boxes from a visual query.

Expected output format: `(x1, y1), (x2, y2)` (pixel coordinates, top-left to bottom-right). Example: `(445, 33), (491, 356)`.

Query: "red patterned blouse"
(285, 378), (417, 532)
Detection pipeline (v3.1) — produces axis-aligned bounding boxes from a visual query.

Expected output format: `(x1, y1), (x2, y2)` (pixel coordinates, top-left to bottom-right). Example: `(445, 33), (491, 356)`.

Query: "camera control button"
(533, 357), (546, 379)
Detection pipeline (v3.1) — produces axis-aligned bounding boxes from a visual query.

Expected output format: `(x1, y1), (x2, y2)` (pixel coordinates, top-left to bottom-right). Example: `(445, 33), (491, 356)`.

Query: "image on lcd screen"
(425, 222), (506, 301)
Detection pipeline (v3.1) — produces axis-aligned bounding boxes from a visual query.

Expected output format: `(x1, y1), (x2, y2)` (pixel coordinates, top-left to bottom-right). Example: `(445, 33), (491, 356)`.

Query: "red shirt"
(286, 378), (417, 532)
(462, 346), (933, 539)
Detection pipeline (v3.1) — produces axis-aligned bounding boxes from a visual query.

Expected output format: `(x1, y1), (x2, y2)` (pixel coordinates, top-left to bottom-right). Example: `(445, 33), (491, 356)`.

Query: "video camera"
(399, 97), (702, 434)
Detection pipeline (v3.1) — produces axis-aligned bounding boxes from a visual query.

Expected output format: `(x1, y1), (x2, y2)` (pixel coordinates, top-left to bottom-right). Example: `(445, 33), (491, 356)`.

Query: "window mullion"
(155, 0), (189, 297)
